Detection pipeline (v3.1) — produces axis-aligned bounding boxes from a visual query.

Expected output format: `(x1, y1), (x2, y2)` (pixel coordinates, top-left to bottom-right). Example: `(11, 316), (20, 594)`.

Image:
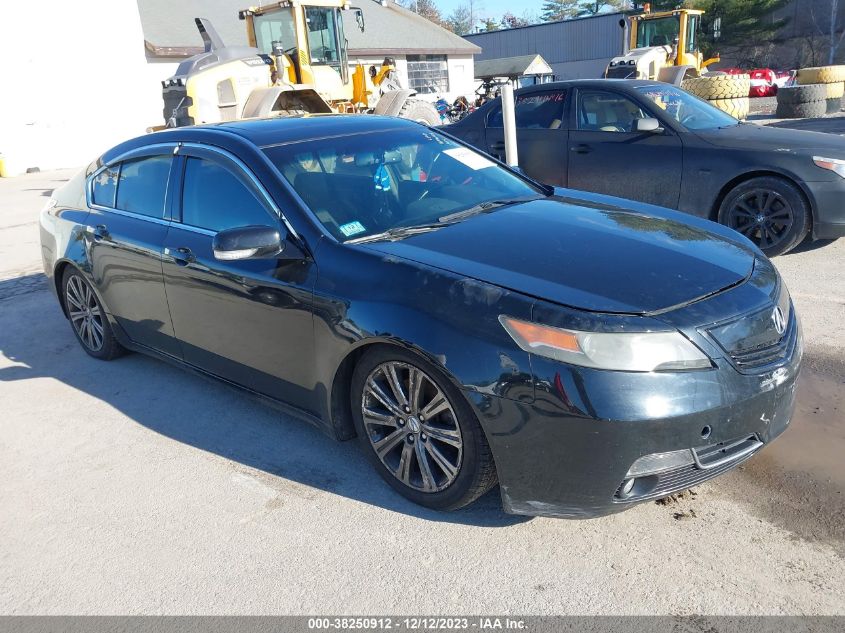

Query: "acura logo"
(772, 306), (786, 336)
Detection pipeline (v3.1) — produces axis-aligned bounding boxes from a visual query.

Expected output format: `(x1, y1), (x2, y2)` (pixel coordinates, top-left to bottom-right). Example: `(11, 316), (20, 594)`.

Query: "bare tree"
(810, 0), (845, 64)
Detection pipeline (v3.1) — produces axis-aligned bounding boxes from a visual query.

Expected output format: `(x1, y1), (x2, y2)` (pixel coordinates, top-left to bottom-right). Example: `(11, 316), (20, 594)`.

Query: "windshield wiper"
(346, 223), (446, 244)
(437, 197), (540, 223)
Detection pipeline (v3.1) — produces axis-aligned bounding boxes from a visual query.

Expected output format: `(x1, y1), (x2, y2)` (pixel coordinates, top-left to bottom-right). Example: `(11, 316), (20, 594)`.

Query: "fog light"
(619, 478), (636, 498)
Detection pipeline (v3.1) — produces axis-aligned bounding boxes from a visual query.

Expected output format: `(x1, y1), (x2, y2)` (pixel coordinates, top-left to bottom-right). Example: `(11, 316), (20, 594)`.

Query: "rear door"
(161, 146), (318, 411)
(86, 148), (180, 357)
(566, 87), (683, 208)
(484, 88), (569, 186)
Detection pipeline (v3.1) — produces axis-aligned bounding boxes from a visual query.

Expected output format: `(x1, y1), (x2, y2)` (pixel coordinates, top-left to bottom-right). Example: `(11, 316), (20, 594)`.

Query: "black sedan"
(40, 115), (801, 518)
(447, 79), (845, 257)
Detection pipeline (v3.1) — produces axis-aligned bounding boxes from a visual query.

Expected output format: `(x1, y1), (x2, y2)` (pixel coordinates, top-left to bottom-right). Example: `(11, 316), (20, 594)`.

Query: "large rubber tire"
(682, 74), (750, 99)
(350, 346), (498, 511)
(826, 97), (842, 114)
(775, 99), (827, 119)
(824, 81), (845, 99)
(717, 176), (811, 257)
(709, 97), (749, 120)
(796, 65), (845, 85)
(397, 99), (441, 126)
(776, 84), (827, 105)
(62, 268), (125, 361)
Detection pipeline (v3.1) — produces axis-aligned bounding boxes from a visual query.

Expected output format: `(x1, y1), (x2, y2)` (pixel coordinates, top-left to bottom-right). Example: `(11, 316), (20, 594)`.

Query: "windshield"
(635, 16), (679, 48)
(635, 85), (739, 130)
(253, 9), (296, 56)
(263, 127), (542, 242)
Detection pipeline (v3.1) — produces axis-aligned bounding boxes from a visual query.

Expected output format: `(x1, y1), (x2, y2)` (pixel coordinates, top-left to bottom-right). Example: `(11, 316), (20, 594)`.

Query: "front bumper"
(468, 315), (802, 519)
(804, 180), (845, 239)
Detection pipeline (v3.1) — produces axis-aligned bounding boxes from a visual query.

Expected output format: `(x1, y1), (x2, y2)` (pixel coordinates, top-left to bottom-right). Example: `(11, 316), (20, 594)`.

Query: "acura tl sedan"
(447, 79), (845, 257)
(40, 115), (801, 518)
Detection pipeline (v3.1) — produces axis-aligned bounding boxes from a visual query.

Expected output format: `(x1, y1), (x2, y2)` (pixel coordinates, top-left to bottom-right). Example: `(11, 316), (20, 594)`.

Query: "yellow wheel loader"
(604, 7), (720, 85)
(161, 0), (441, 128)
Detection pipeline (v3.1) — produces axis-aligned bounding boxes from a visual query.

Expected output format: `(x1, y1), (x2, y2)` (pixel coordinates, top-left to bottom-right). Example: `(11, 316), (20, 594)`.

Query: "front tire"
(718, 176), (811, 257)
(351, 346), (497, 511)
(62, 268), (125, 360)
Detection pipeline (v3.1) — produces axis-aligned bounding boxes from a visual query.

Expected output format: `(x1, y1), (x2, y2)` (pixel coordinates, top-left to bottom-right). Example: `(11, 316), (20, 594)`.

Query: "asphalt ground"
(1, 163), (843, 615)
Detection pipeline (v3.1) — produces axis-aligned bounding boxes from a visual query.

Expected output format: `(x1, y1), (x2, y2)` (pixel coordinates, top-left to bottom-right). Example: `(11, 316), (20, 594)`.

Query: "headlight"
(499, 316), (712, 372)
(813, 156), (845, 178)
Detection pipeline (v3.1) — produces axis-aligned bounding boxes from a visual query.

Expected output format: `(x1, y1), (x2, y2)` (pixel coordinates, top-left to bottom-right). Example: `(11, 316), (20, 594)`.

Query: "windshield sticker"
(443, 147), (495, 171)
(339, 221), (366, 237)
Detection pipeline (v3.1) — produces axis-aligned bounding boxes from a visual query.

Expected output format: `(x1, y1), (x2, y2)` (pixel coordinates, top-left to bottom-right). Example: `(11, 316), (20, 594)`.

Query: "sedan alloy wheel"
(361, 361), (463, 493)
(66, 273), (105, 352)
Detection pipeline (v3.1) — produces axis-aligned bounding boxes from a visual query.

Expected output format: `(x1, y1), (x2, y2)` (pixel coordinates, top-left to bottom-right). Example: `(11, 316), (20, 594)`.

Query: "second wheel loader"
(161, 0), (441, 128)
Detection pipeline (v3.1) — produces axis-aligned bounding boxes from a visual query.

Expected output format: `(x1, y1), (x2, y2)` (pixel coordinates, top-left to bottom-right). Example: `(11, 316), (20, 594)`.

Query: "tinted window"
(577, 91), (649, 133)
(181, 157), (273, 232)
(92, 165), (119, 207)
(115, 155), (171, 218)
(488, 91), (567, 129)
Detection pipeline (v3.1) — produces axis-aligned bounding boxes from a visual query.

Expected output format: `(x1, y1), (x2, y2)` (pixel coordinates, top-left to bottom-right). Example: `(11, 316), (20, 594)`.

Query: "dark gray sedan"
(447, 79), (845, 256)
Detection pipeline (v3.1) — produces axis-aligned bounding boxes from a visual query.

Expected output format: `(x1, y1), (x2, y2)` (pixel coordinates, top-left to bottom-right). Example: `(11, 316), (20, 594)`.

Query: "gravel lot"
(1, 167), (843, 616)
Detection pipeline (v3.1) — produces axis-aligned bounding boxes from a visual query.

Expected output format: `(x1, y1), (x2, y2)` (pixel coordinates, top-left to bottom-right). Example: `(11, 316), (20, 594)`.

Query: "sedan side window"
(91, 165), (119, 208)
(487, 90), (567, 129)
(181, 157), (275, 232)
(114, 155), (171, 218)
(577, 91), (649, 133)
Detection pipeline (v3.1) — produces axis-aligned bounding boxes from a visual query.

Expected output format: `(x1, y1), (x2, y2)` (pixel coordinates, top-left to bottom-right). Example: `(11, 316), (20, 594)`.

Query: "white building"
(0, 0), (478, 176)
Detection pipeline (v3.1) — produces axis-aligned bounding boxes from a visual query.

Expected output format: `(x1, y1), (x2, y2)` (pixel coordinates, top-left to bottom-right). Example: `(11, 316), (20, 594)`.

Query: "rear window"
(114, 155), (171, 218)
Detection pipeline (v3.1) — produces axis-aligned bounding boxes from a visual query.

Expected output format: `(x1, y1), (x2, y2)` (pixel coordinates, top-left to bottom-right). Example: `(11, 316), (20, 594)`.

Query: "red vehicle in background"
(713, 67), (785, 97)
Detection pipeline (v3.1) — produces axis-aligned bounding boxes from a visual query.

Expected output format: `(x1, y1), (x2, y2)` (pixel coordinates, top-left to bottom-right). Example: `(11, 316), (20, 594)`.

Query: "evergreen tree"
(541, 0), (581, 21)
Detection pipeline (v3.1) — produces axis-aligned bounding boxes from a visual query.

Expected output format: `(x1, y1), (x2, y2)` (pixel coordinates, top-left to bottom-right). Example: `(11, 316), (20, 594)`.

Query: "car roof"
(515, 79), (663, 94)
(102, 114), (423, 163)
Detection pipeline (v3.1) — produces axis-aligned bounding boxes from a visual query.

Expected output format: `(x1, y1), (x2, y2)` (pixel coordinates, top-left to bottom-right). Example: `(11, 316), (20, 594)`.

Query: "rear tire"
(718, 176), (811, 257)
(397, 99), (441, 126)
(62, 268), (125, 360)
(351, 346), (497, 511)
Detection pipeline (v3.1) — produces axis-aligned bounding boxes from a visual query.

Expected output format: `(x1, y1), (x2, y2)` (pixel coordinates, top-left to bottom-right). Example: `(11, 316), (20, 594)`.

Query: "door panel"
(162, 152), (318, 413)
(567, 88), (683, 208)
(87, 209), (179, 356)
(484, 90), (569, 186)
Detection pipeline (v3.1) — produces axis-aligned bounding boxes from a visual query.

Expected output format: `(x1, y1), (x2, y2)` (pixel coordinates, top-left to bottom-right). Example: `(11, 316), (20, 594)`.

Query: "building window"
(406, 54), (449, 95)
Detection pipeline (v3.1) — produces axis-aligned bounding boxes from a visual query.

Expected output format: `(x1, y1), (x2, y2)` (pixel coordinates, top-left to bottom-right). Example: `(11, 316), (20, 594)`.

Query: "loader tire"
(397, 99), (441, 125)
(709, 97), (750, 120)
(682, 74), (750, 100)
(796, 65), (845, 85)
(826, 97), (842, 114)
(776, 84), (827, 105)
(775, 99), (826, 119)
(823, 81), (845, 99)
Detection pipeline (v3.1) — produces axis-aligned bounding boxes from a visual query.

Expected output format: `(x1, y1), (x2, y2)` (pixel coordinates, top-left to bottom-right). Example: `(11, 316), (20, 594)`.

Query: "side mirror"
(634, 117), (664, 133)
(212, 225), (286, 261)
(355, 8), (365, 32)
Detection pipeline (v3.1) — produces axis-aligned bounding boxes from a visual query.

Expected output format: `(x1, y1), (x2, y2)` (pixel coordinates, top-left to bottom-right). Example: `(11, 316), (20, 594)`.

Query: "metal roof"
(136, 0), (479, 57)
(474, 55), (553, 80)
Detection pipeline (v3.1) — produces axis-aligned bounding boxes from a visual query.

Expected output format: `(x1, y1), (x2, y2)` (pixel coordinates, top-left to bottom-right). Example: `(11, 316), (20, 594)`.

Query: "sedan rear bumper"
(466, 330), (802, 519)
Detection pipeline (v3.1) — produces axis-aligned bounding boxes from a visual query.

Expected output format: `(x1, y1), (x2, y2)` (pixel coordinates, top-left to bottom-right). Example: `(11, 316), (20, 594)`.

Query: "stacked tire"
(681, 74), (750, 120)
(797, 65), (845, 114)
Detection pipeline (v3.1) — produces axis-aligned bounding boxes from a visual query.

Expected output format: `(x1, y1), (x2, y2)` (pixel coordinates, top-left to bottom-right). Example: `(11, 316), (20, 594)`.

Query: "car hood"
(695, 122), (845, 154)
(361, 198), (755, 314)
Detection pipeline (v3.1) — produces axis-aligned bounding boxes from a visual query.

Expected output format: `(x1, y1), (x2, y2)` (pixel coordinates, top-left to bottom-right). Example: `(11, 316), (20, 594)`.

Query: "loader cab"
(242, 2), (352, 94)
(631, 9), (702, 68)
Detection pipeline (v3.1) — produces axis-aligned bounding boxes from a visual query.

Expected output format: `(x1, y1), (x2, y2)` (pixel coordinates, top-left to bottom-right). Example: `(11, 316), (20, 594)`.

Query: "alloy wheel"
(727, 189), (794, 251)
(361, 361), (463, 493)
(66, 275), (104, 352)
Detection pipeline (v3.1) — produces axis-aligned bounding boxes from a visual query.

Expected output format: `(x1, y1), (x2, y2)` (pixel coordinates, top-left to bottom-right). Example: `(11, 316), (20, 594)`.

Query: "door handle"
(571, 144), (592, 154)
(164, 246), (195, 265)
(87, 224), (109, 241)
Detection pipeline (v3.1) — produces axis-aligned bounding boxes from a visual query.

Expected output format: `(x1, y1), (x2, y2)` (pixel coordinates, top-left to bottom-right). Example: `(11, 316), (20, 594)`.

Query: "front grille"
(614, 434), (763, 503)
(727, 313), (796, 371)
